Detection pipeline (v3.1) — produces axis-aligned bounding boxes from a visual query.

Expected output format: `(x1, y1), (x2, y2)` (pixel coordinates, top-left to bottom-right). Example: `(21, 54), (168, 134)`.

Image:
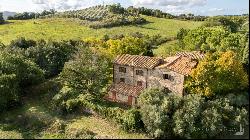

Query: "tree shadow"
(0, 114), (48, 139)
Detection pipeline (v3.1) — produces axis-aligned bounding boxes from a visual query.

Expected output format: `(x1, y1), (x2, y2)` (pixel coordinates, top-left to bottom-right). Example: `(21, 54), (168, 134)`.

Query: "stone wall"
(114, 64), (134, 85)
(148, 68), (185, 96)
(114, 64), (148, 89)
(112, 64), (186, 104)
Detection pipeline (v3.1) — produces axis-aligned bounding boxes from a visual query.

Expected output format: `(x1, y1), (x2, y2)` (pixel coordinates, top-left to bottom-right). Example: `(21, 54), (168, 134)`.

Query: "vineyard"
(41, 5), (146, 29)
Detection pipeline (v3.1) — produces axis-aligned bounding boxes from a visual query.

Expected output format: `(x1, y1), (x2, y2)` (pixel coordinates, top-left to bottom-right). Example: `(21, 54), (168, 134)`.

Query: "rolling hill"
(0, 15), (202, 45)
(41, 5), (146, 29)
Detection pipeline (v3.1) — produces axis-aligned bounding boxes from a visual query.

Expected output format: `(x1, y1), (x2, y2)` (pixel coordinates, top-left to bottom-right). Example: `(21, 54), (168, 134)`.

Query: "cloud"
(130, 0), (207, 15)
(30, 0), (116, 11)
(131, 0), (207, 7)
(208, 8), (225, 12)
(32, 0), (48, 4)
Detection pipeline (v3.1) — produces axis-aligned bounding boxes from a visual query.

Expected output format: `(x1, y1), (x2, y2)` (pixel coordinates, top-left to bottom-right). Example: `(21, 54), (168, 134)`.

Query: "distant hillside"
(2, 11), (16, 20)
(40, 4), (146, 29)
(0, 15), (203, 45)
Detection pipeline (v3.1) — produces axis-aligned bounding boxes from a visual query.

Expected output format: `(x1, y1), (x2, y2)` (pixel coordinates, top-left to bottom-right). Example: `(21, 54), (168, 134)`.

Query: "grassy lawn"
(153, 40), (182, 57)
(0, 79), (149, 139)
(0, 16), (202, 45)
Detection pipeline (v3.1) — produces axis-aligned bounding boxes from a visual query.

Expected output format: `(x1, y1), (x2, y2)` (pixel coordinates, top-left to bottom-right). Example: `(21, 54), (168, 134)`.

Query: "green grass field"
(153, 40), (180, 57)
(0, 16), (202, 45)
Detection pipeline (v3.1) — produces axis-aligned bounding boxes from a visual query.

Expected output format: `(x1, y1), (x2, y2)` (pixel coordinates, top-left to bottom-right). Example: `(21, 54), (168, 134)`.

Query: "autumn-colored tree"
(107, 36), (147, 57)
(186, 51), (248, 97)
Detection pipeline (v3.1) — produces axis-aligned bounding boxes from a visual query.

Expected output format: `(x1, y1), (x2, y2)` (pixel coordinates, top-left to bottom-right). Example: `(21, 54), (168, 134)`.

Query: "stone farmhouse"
(106, 51), (205, 106)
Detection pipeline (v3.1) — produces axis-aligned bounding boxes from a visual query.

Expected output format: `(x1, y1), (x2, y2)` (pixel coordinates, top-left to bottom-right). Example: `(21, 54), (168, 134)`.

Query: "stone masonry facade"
(107, 51), (205, 106)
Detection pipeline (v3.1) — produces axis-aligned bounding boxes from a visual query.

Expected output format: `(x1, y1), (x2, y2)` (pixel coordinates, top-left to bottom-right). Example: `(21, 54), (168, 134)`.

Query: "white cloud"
(208, 8), (224, 12)
(32, 0), (48, 4)
(30, 0), (116, 11)
(130, 0), (207, 15)
(131, 0), (207, 7)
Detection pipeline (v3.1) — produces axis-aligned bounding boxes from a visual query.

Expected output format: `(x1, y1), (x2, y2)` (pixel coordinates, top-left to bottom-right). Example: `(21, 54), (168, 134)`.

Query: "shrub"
(138, 88), (182, 138)
(0, 74), (19, 111)
(59, 47), (111, 99)
(21, 40), (78, 78)
(9, 37), (37, 49)
(0, 50), (44, 111)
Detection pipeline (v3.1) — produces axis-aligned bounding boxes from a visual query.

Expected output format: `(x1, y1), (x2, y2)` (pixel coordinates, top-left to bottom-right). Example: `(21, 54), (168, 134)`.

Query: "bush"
(0, 50), (44, 111)
(0, 74), (19, 111)
(9, 37), (37, 49)
(59, 47), (111, 99)
(138, 88), (181, 138)
(138, 87), (249, 139)
(24, 40), (78, 78)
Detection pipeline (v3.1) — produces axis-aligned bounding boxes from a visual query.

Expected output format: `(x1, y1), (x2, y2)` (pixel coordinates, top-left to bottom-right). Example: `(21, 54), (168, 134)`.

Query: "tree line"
(0, 12), (4, 24)
(126, 6), (207, 21)
(7, 9), (56, 20)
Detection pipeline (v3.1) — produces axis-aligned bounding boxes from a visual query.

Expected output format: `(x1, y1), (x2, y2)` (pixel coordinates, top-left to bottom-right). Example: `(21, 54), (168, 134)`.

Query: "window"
(120, 78), (125, 83)
(164, 87), (171, 93)
(163, 74), (174, 81)
(119, 67), (126, 73)
(137, 81), (143, 86)
(136, 70), (144, 76)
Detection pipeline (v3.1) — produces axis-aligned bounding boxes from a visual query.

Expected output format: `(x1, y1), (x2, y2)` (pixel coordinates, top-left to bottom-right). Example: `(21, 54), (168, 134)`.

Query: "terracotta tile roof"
(114, 54), (162, 69)
(176, 51), (205, 60)
(156, 56), (181, 69)
(109, 83), (144, 97)
(165, 56), (198, 76)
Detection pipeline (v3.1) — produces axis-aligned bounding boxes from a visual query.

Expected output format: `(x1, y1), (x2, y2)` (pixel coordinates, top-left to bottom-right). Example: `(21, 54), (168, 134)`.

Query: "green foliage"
(186, 51), (248, 97)
(219, 92), (249, 108)
(0, 50), (45, 88)
(48, 5), (146, 29)
(108, 3), (125, 14)
(106, 36), (147, 56)
(242, 37), (249, 69)
(23, 40), (78, 77)
(85, 35), (157, 58)
(138, 88), (182, 138)
(0, 74), (19, 111)
(173, 96), (249, 139)
(177, 26), (247, 61)
(127, 6), (206, 21)
(0, 12), (4, 24)
(7, 9), (56, 20)
(9, 37), (37, 49)
(59, 47), (111, 99)
(0, 49), (44, 111)
(138, 88), (249, 139)
(173, 94), (205, 138)
(53, 91), (144, 132)
(202, 15), (248, 33)
(0, 130), (23, 139)
(65, 126), (95, 139)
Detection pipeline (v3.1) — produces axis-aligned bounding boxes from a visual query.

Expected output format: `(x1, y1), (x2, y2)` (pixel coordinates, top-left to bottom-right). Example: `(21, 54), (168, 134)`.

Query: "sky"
(0, 0), (249, 16)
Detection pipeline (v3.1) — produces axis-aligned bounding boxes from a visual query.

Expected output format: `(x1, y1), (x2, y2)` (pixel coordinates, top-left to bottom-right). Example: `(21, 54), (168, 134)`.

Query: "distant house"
(106, 51), (205, 106)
